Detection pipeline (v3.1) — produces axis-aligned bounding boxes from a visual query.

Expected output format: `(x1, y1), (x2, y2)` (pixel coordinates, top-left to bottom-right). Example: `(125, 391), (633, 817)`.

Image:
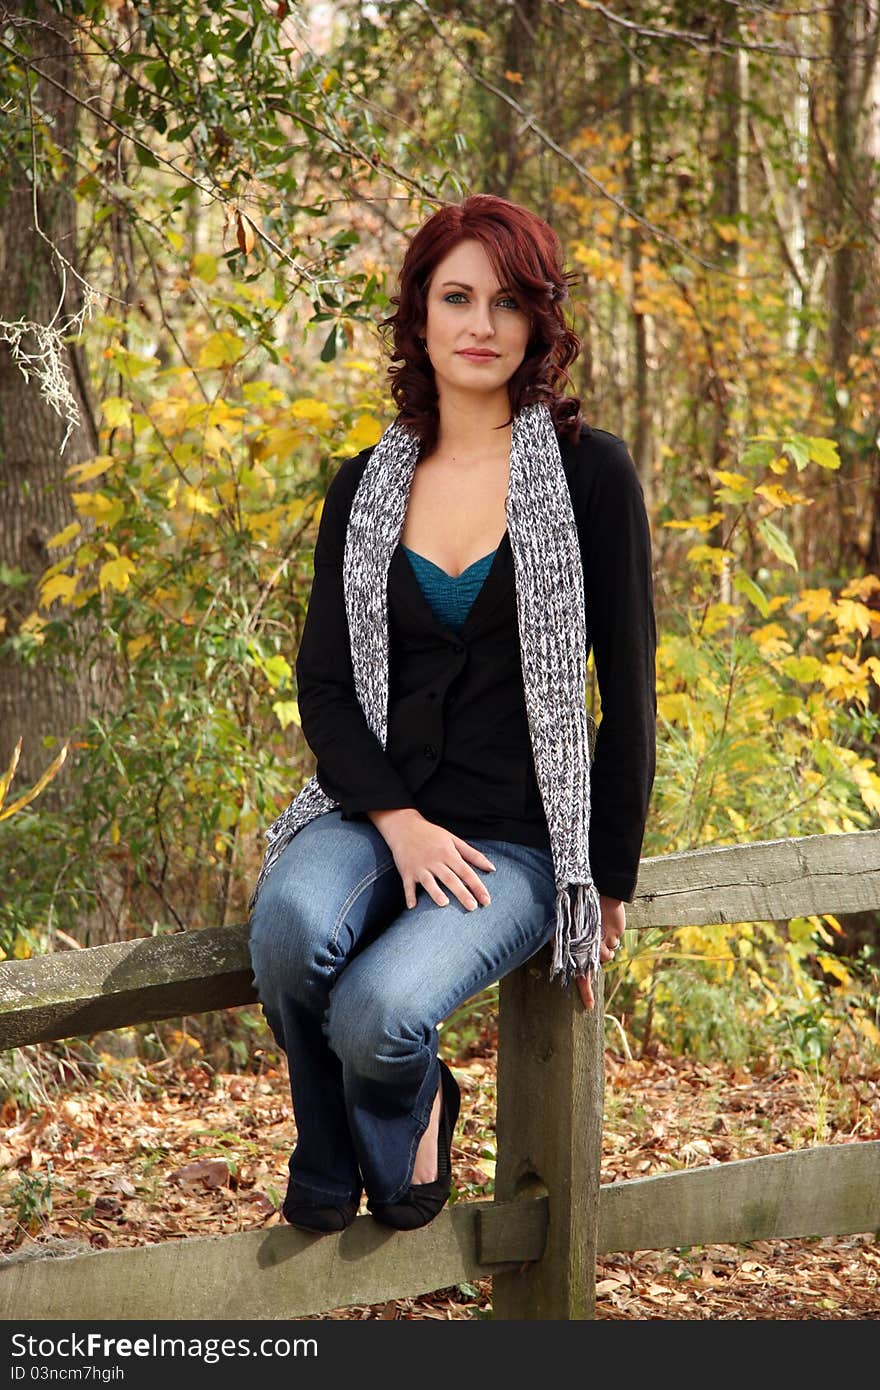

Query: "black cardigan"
(294, 423), (657, 903)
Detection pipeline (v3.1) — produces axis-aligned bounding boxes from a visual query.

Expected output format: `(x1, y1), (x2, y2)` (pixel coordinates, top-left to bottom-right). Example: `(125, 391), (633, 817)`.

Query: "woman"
(247, 194), (656, 1235)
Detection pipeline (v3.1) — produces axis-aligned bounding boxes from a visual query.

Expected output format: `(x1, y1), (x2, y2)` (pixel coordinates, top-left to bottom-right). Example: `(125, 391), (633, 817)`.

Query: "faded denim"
(247, 810), (556, 1207)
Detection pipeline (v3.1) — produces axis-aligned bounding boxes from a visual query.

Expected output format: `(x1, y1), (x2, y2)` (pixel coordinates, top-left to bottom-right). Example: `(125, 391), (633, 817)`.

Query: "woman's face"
(421, 239), (531, 406)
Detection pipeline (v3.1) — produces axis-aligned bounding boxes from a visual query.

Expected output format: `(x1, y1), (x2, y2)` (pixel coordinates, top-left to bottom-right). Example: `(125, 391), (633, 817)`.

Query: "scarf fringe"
(550, 880), (603, 989)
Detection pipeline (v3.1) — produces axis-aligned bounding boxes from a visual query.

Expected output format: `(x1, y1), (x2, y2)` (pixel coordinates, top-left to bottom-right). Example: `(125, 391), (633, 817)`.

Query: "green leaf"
(782, 655), (823, 683)
(134, 142), (160, 169)
(320, 325), (338, 362)
(781, 435), (810, 472)
(740, 441), (774, 471)
(756, 517), (798, 571)
(732, 573), (770, 617)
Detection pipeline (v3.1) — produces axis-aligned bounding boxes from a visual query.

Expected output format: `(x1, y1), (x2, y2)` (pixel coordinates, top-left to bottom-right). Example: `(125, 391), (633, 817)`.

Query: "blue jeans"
(247, 810), (556, 1207)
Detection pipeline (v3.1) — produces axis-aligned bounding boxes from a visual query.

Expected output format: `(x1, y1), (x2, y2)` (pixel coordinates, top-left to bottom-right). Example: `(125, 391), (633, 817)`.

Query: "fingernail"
(488, 863), (497, 872)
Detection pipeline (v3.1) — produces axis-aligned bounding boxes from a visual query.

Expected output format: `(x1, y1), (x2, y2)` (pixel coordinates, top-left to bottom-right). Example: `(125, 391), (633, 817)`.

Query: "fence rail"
(1, 827), (879, 1320)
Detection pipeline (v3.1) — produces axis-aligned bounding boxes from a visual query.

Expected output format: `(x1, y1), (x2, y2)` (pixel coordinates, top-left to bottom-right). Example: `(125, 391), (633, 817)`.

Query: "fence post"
(491, 951), (605, 1319)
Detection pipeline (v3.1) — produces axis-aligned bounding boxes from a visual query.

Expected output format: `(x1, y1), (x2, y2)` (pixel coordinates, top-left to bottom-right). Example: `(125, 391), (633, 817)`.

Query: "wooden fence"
(1, 828), (878, 1320)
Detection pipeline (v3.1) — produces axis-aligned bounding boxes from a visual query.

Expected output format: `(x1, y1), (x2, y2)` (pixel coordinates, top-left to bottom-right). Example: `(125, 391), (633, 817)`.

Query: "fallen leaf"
(169, 1159), (230, 1192)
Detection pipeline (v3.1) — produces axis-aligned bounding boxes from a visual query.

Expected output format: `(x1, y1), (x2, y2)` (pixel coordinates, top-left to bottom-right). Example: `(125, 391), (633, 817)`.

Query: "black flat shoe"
(369, 1060), (461, 1231)
(282, 1178), (361, 1233)
(283, 1197), (360, 1232)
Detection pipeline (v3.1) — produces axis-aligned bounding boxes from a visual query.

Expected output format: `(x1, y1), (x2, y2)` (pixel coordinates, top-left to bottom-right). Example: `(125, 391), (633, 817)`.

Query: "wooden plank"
(2, 828), (878, 1050)
(628, 829), (880, 929)
(598, 1140), (880, 1252)
(492, 952), (605, 1320)
(0, 1197), (546, 1321)
(0, 926), (255, 1050)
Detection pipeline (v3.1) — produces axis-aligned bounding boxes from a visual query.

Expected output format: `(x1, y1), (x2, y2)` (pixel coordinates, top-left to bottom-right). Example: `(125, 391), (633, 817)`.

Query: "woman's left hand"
(576, 895), (625, 1011)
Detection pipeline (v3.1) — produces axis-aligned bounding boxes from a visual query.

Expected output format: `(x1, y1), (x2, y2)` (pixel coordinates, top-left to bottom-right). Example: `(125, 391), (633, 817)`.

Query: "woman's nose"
(469, 301), (496, 336)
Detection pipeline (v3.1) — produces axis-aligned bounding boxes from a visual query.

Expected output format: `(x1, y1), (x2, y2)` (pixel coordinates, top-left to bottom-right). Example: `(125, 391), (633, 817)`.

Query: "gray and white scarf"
(248, 401), (602, 987)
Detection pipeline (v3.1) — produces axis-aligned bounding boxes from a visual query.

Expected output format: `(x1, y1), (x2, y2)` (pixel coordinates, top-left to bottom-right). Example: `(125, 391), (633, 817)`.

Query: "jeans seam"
(325, 856), (396, 984)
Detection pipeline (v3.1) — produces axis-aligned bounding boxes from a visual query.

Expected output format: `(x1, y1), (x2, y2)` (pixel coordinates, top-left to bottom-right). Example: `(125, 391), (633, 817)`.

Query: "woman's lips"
(456, 350), (500, 359)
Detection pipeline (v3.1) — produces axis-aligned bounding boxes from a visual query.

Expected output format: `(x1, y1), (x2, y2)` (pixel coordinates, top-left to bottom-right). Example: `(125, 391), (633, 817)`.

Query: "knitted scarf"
(247, 401), (602, 987)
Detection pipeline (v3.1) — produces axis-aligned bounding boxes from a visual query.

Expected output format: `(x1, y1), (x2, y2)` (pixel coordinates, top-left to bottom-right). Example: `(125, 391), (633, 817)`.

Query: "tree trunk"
(0, 0), (97, 793)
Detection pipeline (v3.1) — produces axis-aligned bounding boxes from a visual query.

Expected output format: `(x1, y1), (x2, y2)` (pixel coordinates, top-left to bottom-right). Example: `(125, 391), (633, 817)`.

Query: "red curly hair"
(379, 194), (584, 452)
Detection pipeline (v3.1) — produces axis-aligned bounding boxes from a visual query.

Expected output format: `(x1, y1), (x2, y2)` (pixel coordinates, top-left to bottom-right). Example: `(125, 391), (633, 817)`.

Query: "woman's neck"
(433, 388), (513, 463)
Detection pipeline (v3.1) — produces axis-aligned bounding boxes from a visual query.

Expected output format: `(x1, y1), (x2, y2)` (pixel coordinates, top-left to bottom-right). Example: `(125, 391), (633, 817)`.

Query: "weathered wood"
(629, 828), (880, 929)
(4, 1142), (875, 1321)
(476, 1194), (548, 1265)
(0, 1197), (546, 1321)
(598, 1140), (880, 1252)
(3, 829), (878, 1050)
(492, 949), (605, 1320)
(0, 926), (255, 1050)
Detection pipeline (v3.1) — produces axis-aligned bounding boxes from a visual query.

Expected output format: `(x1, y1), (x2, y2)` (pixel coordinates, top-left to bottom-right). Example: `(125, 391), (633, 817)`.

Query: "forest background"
(1, 0), (879, 1083)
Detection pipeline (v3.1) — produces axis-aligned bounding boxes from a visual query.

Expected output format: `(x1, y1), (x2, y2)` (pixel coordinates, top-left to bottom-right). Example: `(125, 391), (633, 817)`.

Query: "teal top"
(401, 546), (497, 635)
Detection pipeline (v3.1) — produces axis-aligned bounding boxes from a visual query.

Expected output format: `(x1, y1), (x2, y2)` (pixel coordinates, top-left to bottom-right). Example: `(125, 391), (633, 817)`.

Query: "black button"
(424, 744), (437, 759)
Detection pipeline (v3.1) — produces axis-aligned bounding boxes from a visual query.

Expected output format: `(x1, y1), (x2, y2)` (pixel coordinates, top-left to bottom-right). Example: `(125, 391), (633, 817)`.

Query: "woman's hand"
(576, 894), (626, 1011)
(367, 807), (496, 912)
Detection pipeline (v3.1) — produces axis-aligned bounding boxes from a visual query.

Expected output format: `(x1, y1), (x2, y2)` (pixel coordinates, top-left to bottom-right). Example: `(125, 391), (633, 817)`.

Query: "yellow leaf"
(781, 655), (823, 683)
(343, 414), (383, 451)
(504, 69), (524, 83)
(111, 819), (121, 846)
(840, 574), (880, 601)
(664, 510), (724, 533)
(702, 602), (742, 634)
(181, 486), (219, 516)
(261, 654), (292, 688)
(713, 470), (751, 490)
(98, 555), (136, 593)
(832, 598), (874, 636)
(0, 740), (21, 806)
(46, 522), (82, 550)
(127, 634), (152, 659)
(192, 253), (219, 283)
(790, 587), (833, 622)
(751, 622), (791, 654)
(72, 491), (125, 526)
(198, 331), (246, 368)
(686, 544), (734, 573)
(272, 699), (300, 730)
(658, 692), (691, 725)
(253, 425), (304, 462)
(754, 482), (812, 509)
(290, 398), (333, 429)
(816, 954), (851, 986)
(66, 455), (115, 483)
(101, 397), (131, 429)
(852, 1013), (880, 1047)
(714, 221), (739, 243)
(0, 742), (69, 821)
(38, 572), (78, 608)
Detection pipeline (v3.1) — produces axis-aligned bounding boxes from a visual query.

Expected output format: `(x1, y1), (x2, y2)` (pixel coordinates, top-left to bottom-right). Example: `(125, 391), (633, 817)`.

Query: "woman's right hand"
(367, 807), (495, 912)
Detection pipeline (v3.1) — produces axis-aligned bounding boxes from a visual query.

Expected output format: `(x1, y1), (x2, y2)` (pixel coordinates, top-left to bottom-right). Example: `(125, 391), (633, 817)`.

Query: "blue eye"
(443, 292), (521, 309)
